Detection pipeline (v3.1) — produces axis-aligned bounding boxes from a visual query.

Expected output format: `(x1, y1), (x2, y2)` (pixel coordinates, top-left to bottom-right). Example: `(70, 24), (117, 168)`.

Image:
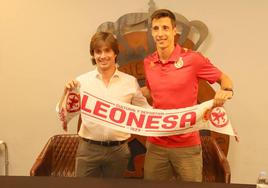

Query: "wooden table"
(0, 176), (255, 188)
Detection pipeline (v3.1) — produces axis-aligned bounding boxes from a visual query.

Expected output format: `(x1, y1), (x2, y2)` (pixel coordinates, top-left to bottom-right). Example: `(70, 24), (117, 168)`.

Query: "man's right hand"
(141, 86), (152, 105)
(63, 80), (81, 95)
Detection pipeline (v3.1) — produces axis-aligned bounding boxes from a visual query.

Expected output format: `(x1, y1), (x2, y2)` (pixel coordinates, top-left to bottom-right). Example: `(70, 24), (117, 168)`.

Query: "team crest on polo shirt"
(150, 61), (156, 68)
(174, 57), (184, 69)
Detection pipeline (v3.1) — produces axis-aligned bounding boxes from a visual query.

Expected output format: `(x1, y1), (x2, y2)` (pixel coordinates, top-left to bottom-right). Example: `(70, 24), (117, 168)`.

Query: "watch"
(222, 88), (234, 96)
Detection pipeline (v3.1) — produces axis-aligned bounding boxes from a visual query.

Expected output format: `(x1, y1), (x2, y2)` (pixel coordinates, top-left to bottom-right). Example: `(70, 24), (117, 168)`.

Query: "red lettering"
(145, 115), (161, 129)
(180, 112), (196, 128)
(81, 95), (91, 113)
(162, 115), (178, 129)
(109, 107), (126, 123)
(93, 100), (110, 118)
(126, 112), (145, 128)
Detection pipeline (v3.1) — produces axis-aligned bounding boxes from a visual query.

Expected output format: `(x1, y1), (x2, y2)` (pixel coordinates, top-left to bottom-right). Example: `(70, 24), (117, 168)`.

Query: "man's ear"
(173, 26), (177, 36)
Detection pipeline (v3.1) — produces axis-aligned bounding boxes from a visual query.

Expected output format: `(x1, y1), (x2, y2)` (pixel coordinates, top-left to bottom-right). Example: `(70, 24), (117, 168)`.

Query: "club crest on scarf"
(209, 107), (229, 128)
(66, 92), (80, 113)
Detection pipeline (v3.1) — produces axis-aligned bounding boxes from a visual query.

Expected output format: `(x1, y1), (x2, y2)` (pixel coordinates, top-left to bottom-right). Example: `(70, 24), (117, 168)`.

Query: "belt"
(82, 138), (127, 147)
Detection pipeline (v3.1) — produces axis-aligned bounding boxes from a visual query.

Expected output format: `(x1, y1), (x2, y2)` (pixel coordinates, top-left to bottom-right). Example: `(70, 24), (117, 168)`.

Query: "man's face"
(151, 17), (176, 50)
(93, 43), (117, 72)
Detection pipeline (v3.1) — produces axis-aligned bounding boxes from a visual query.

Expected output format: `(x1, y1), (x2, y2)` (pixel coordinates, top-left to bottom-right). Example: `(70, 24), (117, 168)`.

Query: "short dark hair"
(89, 32), (119, 65)
(151, 9), (176, 28)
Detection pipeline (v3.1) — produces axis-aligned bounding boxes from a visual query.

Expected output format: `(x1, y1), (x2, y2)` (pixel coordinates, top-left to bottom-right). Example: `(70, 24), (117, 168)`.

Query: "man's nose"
(157, 28), (164, 36)
(100, 51), (106, 58)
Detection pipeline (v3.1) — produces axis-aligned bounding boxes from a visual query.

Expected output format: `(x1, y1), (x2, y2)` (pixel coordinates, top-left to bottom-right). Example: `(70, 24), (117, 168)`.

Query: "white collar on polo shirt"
(93, 68), (120, 80)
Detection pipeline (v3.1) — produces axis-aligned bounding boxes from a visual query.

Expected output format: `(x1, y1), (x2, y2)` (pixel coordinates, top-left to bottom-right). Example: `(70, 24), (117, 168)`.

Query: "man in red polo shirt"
(143, 9), (234, 182)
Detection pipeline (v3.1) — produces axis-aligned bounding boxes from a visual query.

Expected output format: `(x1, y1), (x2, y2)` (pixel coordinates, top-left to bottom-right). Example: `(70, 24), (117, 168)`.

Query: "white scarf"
(60, 90), (237, 137)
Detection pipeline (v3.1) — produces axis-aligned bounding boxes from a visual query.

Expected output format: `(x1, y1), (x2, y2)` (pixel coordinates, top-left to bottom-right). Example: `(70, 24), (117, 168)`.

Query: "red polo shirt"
(144, 45), (222, 147)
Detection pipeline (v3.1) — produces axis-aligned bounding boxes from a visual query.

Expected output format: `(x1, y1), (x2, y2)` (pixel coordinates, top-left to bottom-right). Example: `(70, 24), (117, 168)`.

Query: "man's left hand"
(213, 89), (233, 106)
